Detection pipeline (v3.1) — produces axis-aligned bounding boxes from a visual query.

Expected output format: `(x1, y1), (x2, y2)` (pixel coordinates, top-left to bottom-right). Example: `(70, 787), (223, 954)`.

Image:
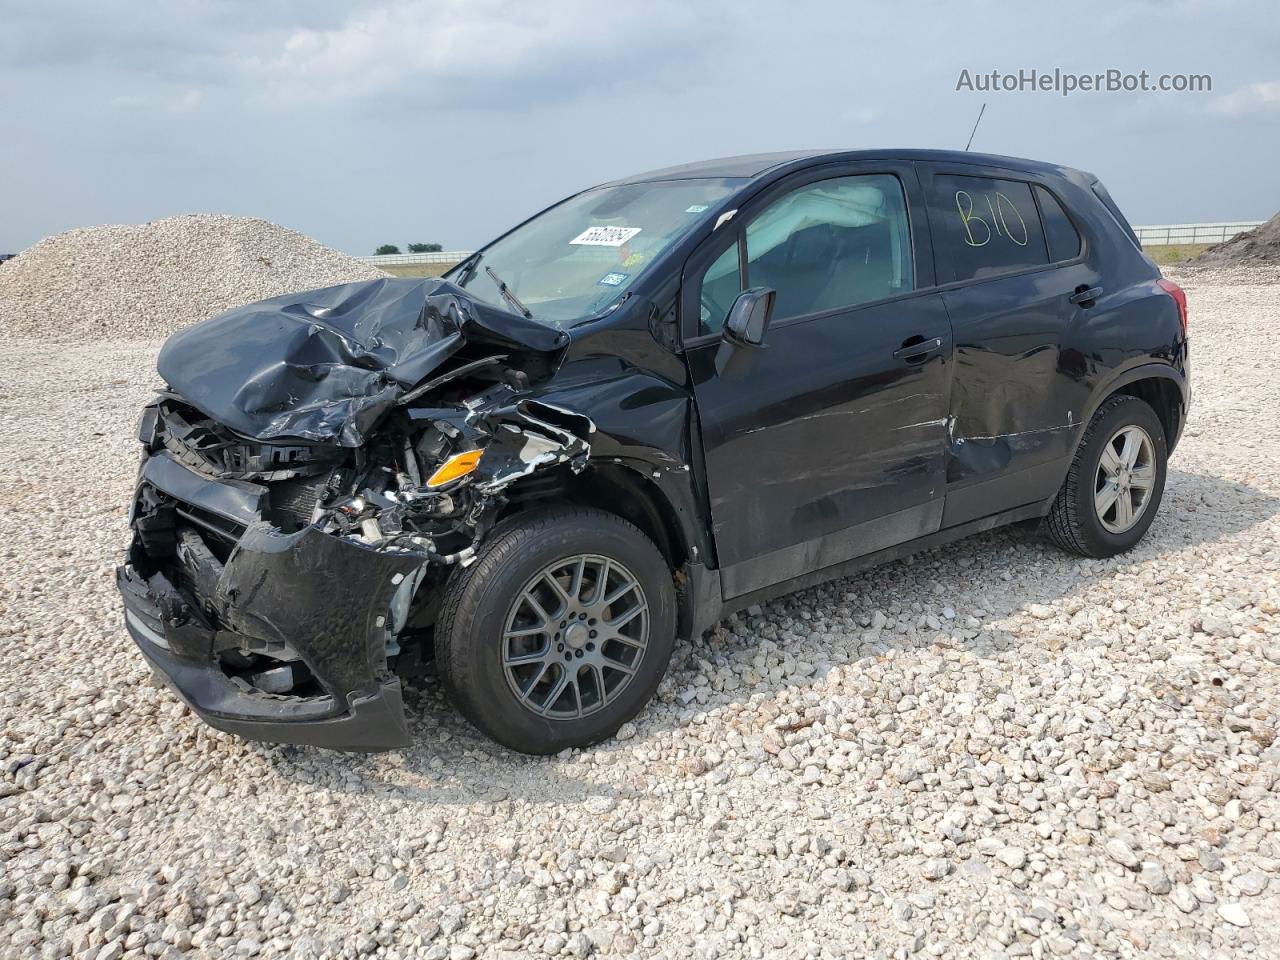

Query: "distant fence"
(353, 222), (1266, 266)
(357, 250), (472, 266)
(1132, 222), (1263, 246)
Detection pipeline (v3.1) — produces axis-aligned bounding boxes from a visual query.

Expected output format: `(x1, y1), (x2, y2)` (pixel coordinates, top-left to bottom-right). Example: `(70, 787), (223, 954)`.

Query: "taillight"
(1157, 277), (1188, 334)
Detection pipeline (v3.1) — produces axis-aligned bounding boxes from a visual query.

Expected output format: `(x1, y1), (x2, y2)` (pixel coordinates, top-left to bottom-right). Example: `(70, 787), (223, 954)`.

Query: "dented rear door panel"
(938, 262), (1097, 525)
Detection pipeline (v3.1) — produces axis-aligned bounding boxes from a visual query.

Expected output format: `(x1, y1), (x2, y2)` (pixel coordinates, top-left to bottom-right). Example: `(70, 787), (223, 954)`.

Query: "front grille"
(268, 474), (333, 533)
(158, 399), (340, 482)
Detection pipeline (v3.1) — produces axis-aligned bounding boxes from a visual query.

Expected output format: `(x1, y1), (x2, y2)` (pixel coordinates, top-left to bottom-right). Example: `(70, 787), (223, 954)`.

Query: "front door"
(682, 164), (954, 598)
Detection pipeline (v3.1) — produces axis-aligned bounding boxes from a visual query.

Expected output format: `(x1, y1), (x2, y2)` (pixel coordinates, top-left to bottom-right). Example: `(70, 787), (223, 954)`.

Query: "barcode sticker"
(570, 226), (642, 247)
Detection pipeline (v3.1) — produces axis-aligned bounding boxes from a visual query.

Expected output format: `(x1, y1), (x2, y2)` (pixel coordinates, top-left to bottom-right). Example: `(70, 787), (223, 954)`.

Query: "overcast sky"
(2, 0), (1278, 255)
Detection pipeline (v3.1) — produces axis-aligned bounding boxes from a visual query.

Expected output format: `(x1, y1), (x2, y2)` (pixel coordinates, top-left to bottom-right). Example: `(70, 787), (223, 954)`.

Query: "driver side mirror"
(723, 287), (776, 347)
(715, 287), (776, 376)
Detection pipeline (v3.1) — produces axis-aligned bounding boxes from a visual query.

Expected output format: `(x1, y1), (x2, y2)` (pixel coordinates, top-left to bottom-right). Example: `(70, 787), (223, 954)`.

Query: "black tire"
(1046, 394), (1168, 558)
(434, 506), (677, 754)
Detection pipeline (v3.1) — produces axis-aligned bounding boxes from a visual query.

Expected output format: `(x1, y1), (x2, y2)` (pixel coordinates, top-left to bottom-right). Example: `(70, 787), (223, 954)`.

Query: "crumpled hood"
(157, 277), (569, 446)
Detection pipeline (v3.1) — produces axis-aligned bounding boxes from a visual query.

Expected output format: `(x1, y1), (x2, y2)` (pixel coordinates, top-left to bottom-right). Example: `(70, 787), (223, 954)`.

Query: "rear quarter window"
(930, 175), (1049, 282)
(1034, 185), (1082, 262)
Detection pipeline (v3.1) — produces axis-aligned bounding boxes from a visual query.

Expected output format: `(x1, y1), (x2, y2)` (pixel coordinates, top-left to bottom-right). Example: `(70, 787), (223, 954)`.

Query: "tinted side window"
(933, 175), (1048, 281)
(698, 174), (913, 334)
(744, 175), (912, 324)
(1035, 186), (1082, 262)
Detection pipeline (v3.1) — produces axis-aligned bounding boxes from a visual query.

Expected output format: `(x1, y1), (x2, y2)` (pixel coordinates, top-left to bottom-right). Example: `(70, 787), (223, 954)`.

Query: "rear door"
(919, 163), (1096, 527)
(682, 162), (954, 598)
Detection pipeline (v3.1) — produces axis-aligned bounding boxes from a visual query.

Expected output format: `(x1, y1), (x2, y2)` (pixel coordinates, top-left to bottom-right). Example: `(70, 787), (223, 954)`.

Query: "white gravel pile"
(0, 215), (387, 342)
(0, 267), (1278, 959)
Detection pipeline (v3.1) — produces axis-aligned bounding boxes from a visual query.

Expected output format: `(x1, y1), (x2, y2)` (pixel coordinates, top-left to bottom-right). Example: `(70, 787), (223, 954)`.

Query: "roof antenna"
(964, 102), (987, 151)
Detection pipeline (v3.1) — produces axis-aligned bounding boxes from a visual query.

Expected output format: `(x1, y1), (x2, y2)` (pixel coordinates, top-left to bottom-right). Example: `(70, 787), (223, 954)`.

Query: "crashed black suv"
(119, 149), (1189, 753)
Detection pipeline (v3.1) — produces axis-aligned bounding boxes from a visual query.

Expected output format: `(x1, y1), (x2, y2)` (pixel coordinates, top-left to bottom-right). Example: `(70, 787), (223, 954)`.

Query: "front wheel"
(434, 507), (677, 754)
(1045, 394), (1168, 558)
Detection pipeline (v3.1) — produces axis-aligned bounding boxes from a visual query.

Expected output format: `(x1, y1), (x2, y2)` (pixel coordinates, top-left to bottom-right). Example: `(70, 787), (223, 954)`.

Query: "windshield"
(453, 178), (744, 326)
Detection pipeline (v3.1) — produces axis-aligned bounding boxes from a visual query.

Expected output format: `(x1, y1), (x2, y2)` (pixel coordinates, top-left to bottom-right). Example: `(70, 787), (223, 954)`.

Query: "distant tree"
(375, 244), (401, 255)
(407, 242), (444, 253)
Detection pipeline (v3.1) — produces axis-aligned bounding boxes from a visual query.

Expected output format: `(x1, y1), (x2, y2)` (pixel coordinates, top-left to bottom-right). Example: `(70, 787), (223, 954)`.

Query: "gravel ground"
(1, 267), (1278, 960)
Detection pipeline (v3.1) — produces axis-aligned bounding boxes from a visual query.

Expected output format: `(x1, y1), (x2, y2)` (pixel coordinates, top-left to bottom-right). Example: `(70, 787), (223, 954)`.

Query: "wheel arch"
(1080, 362), (1187, 454)
(498, 459), (693, 572)
(495, 451), (724, 645)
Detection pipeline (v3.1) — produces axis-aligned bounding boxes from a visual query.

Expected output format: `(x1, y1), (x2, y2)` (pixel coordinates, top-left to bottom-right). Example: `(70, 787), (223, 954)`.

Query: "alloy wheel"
(1094, 424), (1156, 534)
(501, 554), (649, 719)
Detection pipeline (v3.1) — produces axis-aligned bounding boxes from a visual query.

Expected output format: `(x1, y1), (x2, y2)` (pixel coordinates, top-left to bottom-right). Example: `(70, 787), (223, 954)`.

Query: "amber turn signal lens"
(426, 449), (483, 488)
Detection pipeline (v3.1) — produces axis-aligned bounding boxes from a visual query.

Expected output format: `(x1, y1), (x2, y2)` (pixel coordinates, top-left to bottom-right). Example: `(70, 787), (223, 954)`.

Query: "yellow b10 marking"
(955, 189), (1030, 248)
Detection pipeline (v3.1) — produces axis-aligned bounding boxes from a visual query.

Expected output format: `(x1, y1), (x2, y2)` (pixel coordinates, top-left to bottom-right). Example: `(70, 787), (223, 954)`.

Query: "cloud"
(3, 0), (1278, 255)
(246, 0), (724, 107)
(110, 89), (204, 114)
(1210, 80), (1280, 114)
(0, 1), (353, 83)
(172, 89), (204, 114)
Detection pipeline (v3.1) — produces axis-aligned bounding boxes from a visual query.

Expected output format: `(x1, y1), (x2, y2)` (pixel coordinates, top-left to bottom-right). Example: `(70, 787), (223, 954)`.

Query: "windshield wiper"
(485, 266), (533, 319)
(454, 252), (482, 285)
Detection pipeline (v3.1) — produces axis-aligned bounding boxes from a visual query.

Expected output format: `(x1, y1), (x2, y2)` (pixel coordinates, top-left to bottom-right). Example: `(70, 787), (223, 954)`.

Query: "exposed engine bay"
(142, 371), (595, 559)
(321, 385), (593, 564)
(145, 380), (594, 562)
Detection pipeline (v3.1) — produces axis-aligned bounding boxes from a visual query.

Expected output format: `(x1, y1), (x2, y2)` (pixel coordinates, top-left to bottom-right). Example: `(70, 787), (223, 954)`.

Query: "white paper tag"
(570, 225), (642, 247)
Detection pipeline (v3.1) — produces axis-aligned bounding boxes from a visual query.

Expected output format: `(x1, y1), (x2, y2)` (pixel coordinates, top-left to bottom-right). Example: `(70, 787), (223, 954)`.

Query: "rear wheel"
(434, 507), (676, 754)
(1046, 394), (1167, 557)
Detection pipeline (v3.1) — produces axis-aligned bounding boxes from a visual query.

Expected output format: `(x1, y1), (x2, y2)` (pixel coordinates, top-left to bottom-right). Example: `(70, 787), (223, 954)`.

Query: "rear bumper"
(1173, 342), (1190, 453)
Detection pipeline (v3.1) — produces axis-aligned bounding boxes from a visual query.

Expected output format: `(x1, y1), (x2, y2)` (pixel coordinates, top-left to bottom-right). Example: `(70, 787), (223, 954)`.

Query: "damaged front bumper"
(118, 452), (424, 751)
(121, 591), (409, 751)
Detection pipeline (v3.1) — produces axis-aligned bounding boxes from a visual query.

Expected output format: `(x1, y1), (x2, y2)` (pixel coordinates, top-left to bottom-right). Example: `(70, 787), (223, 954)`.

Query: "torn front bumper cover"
(121, 592), (408, 751)
(117, 464), (424, 751)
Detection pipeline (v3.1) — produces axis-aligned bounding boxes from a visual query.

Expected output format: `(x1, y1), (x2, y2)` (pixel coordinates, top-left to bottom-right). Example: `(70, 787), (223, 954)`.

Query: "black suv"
(118, 150), (1189, 754)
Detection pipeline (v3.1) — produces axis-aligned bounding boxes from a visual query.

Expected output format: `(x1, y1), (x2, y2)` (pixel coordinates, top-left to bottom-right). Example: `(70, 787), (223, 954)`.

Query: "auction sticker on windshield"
(570, 226), (642, 246)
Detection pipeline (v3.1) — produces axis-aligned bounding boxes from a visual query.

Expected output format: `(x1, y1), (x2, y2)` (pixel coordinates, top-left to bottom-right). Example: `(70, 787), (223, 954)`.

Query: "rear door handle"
(1069, 285), (1103, 305)
(893, 336), (944, 362)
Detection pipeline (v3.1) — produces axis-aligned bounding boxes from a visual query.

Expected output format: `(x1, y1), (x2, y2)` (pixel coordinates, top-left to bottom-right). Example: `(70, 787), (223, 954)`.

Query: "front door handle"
(893, 336), (944, 363)
(1069, 285), (1103, 306)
